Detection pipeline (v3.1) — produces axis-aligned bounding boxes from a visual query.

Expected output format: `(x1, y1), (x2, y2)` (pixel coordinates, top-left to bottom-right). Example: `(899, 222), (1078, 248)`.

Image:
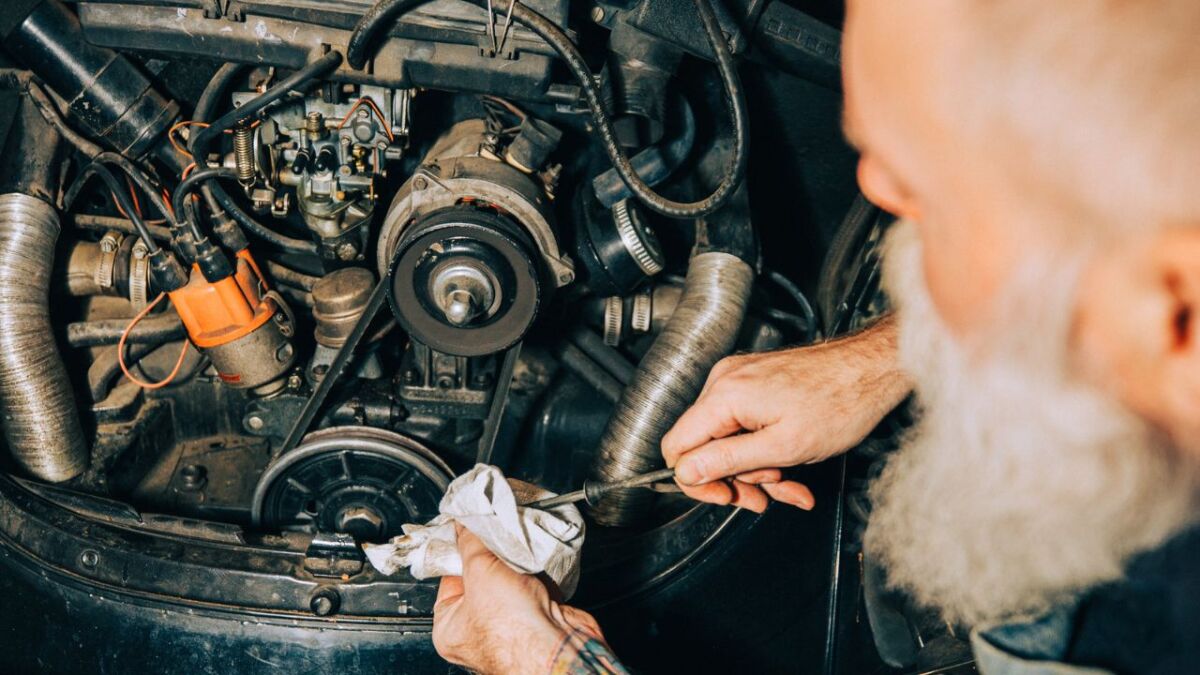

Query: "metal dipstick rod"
(525, 468), (677, 511)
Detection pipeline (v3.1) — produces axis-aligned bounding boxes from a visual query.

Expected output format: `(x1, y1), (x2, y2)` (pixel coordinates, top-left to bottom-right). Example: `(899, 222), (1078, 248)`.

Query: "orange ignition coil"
(169, 249), (296, 394)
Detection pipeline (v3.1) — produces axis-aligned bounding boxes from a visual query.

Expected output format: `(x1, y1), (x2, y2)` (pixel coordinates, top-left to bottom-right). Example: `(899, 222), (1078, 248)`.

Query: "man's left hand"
(433, 524), (615, 674)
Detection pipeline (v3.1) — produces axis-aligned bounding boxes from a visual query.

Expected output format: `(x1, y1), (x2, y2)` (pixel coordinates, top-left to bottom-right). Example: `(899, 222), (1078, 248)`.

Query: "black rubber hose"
(71, 214), (173, 242)
(558, 343), (623, 404)
(265, 261), (319, 291)
(193, 63), (242, 123)
(346, 0), (748, 219)
(88, 343), (156, 402)
(204, 183), (317, 256)
(568, 327), (635, 386)
(62, 161), (160, 252)
(191, 62), (322, 256)
(67, 313), (185, 348)
(172, 166), (237, 226)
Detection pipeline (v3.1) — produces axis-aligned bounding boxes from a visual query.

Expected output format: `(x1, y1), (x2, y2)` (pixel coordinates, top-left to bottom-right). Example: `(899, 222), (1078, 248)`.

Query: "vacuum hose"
(0, 193), (88, 482)
(586, 251), (754, 525)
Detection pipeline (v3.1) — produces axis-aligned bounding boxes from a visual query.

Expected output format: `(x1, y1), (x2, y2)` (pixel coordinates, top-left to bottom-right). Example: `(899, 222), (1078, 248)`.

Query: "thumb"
(454, 522), (499, 580)
(675, 429), (788, 486)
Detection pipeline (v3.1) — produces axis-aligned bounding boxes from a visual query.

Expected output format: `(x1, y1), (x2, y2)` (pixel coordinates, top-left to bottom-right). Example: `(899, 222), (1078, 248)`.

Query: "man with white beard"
(430, 0), (1200, 672)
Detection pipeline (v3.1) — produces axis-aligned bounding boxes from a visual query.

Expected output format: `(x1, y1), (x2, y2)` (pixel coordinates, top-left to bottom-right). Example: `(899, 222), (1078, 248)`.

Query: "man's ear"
(1075, 227), (1200, 450)
(1148, 228), (1200, 449)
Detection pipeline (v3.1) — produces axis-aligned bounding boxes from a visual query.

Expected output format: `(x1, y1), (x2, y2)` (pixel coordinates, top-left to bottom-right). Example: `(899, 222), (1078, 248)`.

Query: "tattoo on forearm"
(547, 629), (629, 675)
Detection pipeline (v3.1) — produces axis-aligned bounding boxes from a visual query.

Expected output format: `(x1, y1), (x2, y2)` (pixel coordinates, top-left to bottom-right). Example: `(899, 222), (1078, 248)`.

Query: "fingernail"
(675, 462), (701, 486)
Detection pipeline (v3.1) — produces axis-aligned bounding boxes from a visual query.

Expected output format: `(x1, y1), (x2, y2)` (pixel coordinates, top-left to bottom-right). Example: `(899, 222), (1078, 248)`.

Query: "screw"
(413, 176), (428, 191)
(309, 588), (341, 617)
(79, 550), (100, 569)
(180, 463), (208, 491)
(436, 375), (454, 389)
(287, 374), (303, 389)
(313, 364), (330, 378)
(402, 369), (418, 385)
(246, 415), (265, 431)
(590, 6), (605, 22)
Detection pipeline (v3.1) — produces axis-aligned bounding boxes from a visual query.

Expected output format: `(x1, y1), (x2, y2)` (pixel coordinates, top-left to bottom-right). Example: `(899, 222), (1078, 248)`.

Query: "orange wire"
(337, 97), (395, 142)
(168, 121), (210, 158)
(126, 176), (142, 218)
(118, 293), (191, 390)
(161, 189), (175, 218)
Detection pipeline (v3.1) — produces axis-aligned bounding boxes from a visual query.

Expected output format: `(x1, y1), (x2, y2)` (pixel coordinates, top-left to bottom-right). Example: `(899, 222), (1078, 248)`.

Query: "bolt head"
(246, 416), (265, 431)
(336, 506), (384, 540)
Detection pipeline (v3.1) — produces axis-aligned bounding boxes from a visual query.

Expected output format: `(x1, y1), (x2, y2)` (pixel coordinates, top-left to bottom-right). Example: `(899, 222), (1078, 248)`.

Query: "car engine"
(0, 1), (933, 673)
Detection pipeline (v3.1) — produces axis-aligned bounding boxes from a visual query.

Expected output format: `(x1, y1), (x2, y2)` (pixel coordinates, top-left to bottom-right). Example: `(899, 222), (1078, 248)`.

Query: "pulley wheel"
(251, 427), (454, 543)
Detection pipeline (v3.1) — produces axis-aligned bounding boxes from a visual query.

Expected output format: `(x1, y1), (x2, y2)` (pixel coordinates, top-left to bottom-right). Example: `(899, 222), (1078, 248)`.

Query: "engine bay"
(0, 1), (891, 672)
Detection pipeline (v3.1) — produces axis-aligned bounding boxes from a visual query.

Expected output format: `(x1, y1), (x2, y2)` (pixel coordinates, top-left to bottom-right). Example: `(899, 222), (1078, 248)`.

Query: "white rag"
(362, 464), (586, 598)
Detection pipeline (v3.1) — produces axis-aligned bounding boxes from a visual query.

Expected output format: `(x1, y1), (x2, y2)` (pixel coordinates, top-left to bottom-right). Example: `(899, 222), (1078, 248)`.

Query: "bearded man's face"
(864, 220), (1197, 626)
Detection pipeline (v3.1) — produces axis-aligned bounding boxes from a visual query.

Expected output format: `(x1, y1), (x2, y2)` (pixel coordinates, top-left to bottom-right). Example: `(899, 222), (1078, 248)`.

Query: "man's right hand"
(661, 316), (910, 512)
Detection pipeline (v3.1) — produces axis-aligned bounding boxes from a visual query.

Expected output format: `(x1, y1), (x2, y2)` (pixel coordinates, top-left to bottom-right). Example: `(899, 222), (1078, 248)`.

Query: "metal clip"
(129, 239), (150, 310)
(95, 231), (123, 290)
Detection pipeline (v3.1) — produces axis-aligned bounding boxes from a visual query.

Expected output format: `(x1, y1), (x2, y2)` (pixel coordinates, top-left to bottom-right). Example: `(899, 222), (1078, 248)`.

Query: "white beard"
(864, 219), (1198, 627)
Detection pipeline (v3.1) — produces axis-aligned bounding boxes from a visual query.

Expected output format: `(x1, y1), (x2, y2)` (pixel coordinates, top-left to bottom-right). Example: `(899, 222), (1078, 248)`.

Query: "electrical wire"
(168, 120), (210, 158)
(336, 97), (395, 142)
(95, 152), (180, 230)
(481, 94), (527, 120)
(345, 0), (748, 219)
(118, 293), (192, 390)
(172, 166), (238, 234)
(63, 161), (161, 252)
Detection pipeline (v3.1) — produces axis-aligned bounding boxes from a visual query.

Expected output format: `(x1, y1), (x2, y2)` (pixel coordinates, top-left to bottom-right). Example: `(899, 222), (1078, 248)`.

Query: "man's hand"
(662, 316), (909, 512)
(433, 524), (626, 674)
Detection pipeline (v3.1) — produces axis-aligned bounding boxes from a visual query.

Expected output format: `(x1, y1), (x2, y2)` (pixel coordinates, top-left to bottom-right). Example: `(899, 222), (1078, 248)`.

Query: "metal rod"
(525, 468), (676, 510)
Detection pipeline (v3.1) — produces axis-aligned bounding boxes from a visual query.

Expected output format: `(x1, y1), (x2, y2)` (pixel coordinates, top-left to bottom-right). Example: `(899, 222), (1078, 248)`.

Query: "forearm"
(819, 313), (911, 423)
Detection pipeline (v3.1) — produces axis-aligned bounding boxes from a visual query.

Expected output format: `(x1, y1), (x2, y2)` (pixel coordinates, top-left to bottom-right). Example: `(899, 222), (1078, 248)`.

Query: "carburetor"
(230, 84), (410, 262)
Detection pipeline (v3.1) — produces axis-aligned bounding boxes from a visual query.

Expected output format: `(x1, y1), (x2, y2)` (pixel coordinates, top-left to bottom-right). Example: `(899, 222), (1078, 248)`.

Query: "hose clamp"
(129, 239), (150, 310)
(95, 231), (123, 290)
(612, 199), (664, 276)
(603, 295), (623, 346)
(631, 287), (652, 334)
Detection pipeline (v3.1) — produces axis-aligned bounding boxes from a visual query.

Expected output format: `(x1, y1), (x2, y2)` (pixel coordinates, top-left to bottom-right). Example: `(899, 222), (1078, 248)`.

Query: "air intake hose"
(0, 193), (89, 482)
(586, 248), (754, 526)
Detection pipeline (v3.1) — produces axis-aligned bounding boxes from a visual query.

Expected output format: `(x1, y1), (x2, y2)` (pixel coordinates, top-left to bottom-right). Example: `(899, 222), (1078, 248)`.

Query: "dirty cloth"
(362, 464), (585, 598)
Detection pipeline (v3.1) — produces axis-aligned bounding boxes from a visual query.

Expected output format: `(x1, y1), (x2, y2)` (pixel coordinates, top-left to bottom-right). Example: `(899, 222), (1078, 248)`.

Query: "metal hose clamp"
(95, 231), (122, 290)
(129, 239), (150, 310)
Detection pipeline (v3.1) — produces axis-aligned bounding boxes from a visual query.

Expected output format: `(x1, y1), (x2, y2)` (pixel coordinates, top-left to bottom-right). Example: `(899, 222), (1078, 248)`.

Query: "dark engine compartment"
(0, 1), (926, 673)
